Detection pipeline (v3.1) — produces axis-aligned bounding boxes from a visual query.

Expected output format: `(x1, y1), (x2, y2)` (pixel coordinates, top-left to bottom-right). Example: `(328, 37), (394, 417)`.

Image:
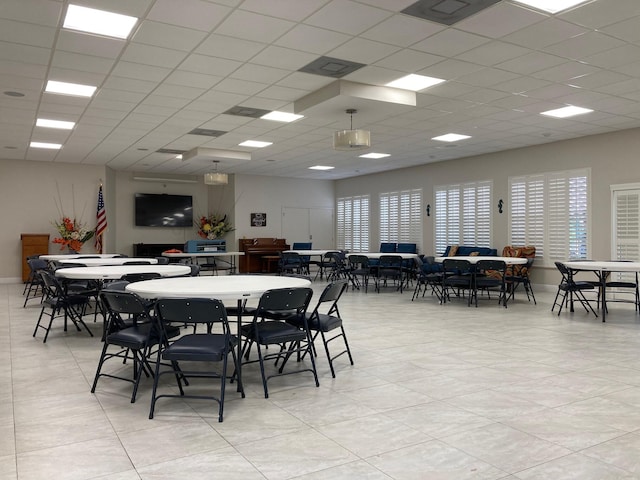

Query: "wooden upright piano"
(238, 238), (289, 273)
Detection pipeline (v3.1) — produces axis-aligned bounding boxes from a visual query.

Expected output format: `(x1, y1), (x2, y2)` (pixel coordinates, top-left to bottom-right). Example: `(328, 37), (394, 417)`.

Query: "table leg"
(236, 298), (243, 391)
(601, 270), (607, 323)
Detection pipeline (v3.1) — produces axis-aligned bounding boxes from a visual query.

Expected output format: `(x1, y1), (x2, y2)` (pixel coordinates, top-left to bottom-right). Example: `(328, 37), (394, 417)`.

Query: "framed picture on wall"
(251, 213), (266, 227)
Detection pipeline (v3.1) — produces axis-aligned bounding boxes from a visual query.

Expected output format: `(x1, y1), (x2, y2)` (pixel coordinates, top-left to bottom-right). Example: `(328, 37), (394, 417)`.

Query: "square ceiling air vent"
(223, 106), (271, 118)
(402, 0), (500, 25)
(187, 128), (227, 137)
(298, 56), (366, 78)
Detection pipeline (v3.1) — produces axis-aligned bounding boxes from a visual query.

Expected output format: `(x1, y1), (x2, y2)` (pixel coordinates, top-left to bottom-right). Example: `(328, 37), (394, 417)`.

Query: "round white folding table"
(58, 257), (158, 266)
(162, 251), (245, 273)
(40, 253), (121, 261)
(434, 256), (527, 265)
(564, 260), (640, 322)
(54, 264), (191, 280)
(126, 275), (312, 389)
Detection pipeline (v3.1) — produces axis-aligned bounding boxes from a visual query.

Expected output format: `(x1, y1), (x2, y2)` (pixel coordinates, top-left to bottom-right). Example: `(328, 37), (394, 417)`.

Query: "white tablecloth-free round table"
(58, 257), (159, 266)
(40, 253), (121, 261)
(55, 264), (191, 280)
(127, 275), (312, 388)
(434, 256), (527, 264)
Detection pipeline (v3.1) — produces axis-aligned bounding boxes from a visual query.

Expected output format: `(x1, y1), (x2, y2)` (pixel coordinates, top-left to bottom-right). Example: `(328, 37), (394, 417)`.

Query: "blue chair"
(397, 243), (417, 254)
(379, 242), (397, 253)
(292, 242), (312, 274)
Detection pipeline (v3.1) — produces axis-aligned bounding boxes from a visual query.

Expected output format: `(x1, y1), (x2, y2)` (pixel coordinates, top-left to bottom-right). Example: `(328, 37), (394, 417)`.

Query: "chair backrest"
(397, 243), (417, 254)
(155, 256), (170, 264)
(28, 258), (48, 273)
(189, 264), (201, 276)
(554, 261), (572, 283)
(476, 259), (507, 279)
(442, 258), (472, 274)
(101, 280), (130, 292)
(100, 290), (149, 316)
(348, 254), (369, 269)
(292, 242), (312, 250)
(379, 255), (403, 268)
(123, 260), (152, 265)
(39, 270), (61, 297)
(280, 251), (302, 267)
(311, 280), (348, 317)
(156, 298), (228, 329)
(256, 287), (313, 319)
(121, 272), (162, 283)
(379, 242), (397, 253)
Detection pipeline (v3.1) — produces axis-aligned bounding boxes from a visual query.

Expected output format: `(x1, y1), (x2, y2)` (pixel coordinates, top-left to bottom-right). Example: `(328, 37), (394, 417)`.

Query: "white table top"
(162, 251), (244, 258)
(284, 250), (339, 256)
(126, 275), (311, 300)
(351, 252), (419, 260)
(58, 257), (158, 266)
(435, 256), (528, 264)
(40, 253), (121, 261)
(564, 260), (640, 272)
(55, 265), (191, 280)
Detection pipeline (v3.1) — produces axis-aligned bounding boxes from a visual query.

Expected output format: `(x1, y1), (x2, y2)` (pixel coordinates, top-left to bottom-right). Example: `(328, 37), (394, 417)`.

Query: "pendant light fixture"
(333, 108), (371, 151)
(204, 160), (228, 185)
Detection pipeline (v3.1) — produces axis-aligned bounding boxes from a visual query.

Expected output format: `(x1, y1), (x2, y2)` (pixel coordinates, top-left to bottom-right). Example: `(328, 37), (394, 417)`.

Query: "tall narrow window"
(380, 189), (422, 251)
(612, 185), (640, 261)
(509, 168), (589, 266)
(434, 181), (492, 255)
(337, 195), (369, 252)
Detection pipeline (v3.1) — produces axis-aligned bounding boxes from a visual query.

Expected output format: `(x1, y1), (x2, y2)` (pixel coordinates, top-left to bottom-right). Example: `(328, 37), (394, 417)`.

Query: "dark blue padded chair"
(379, 243), (397, 253)
(292, 242), (312, 273)
(397, 243), (417, 253)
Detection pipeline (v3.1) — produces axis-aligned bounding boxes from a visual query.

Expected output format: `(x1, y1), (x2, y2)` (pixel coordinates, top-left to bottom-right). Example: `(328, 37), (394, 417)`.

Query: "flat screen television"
(135, 193), (193, 227)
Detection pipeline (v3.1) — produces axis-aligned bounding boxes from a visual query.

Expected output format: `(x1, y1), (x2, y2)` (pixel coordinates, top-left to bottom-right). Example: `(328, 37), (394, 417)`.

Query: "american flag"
(95, 185), (107, 253)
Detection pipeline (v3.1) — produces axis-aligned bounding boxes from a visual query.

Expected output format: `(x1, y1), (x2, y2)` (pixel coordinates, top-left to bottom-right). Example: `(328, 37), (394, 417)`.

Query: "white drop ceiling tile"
(81, 115), (121, 128)
(496, 52), (566, 75)
(553, 89), (610, 107)
(274, 24), (351, 54)
(502, 18), (587, 50)
(329, 37), (401, 65)
(489, 94), (539, 109)
(544, 31), (625, 60)
(238, 0), (329, 21)
(77, 0), (153, 17)
(424, 81), (477, 98)
(0, 0), (63, 27)
(568, 70), (631, 90)
(601, 17), (640, 44)
(374, 48), (442, 71)
(121, 43), (188, 69)
(250, 46), (317, 71)
(180, 54), (242, 77)
(141, 94), (192, 109)
(582, 44), (640, 70)
(110, 61), (172, 82)
(152, 83), (206, 100)
(82, 108), (129, 121)
(214, 9), (295, 44)
(0, 19), (56, 49)
(102, 76), (158, 94)
(257, 85), (308, 102)
(56, 30), (125, 59)
(276, 72), (334, 91)
(133, 20), (208, 52)
(95, 88), (147, 104)
(230, 64), (290, 84)
(190, 90), (247, 109)
(492, 76), (551, 94)
(360, 13), (444, 47)
(343, 65), (403, 85)
(88, 98), (137, 113)
(456, 41), (531, 67)
(521, 83), (579, 100)
(214, 78), (268, 96)
(412, 29), (491, 58)
(0, 74), (45, 92)
(164, 71), (222, 90)
(148, 0), (231, 31)
(51, 51), (116, 75)
(596, 78), (640, 96)
(531, 61), (600, 82)
(456, 67), (520, 88)
(456, 2), (545, 38)
(458, 88), (511, 104)
(70, 124), (114, 139)
(195, 34), (265, 61)
(0, 42), (50, 66)
(558, 0), (640, 29)
(613, 61), (640, 78)
(47, 67), (106, 87)
(305, 0), (391, 36)
(0, 59), (48, 80)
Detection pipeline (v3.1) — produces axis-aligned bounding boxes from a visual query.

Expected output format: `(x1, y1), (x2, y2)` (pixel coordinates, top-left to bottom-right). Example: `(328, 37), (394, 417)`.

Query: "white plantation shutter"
(612, 187), (640, 261)
(337, 195), (369, 252)
(509, 169), (589, 266)
(380, 189), (422, 251)
(435, 181), (492, 255)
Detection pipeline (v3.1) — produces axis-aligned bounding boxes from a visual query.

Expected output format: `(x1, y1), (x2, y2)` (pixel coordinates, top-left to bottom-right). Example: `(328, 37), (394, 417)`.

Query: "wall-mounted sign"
(251, 213), (266, 227)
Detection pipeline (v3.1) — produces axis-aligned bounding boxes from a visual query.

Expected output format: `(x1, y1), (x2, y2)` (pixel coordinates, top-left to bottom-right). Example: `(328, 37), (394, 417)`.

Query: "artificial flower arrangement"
(197, 214), (234, 239)
(52, 217), (95, 252)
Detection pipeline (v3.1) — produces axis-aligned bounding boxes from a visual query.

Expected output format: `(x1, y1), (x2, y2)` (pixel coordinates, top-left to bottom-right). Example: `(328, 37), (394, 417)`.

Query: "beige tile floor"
(3, 278), (640, 479)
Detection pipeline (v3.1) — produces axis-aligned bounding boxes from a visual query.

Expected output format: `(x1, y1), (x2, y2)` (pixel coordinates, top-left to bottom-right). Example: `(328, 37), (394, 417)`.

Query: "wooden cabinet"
(21, 234), (50, 282)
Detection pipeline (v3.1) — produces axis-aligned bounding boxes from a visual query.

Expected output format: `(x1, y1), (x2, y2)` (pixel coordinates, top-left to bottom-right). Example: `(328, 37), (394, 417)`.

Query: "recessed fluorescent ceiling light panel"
(64, 4), (138, 39)
(261, 111), (304, 122)
(239, 140), (272, 148)
(36, 118), (75, 130)
(309, 165), (334, 170)
(30, 142), (62, 149)
(45, 80), (96, 97)
(511, 0), (590, 14)
(386, 74), (445, 91)
(359, 153), (390, 159)
(540, 105), (593, 118)
(432, 133), (471, 142)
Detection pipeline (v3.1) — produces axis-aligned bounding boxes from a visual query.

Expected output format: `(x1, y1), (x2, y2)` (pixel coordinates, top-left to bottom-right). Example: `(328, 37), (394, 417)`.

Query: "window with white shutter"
(337, 195), (369, 252)
(380, 189), (422, 251)
(434, 181), (492, 255)
(509, 168), (589, 266)
(612, 185), (640, 261)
